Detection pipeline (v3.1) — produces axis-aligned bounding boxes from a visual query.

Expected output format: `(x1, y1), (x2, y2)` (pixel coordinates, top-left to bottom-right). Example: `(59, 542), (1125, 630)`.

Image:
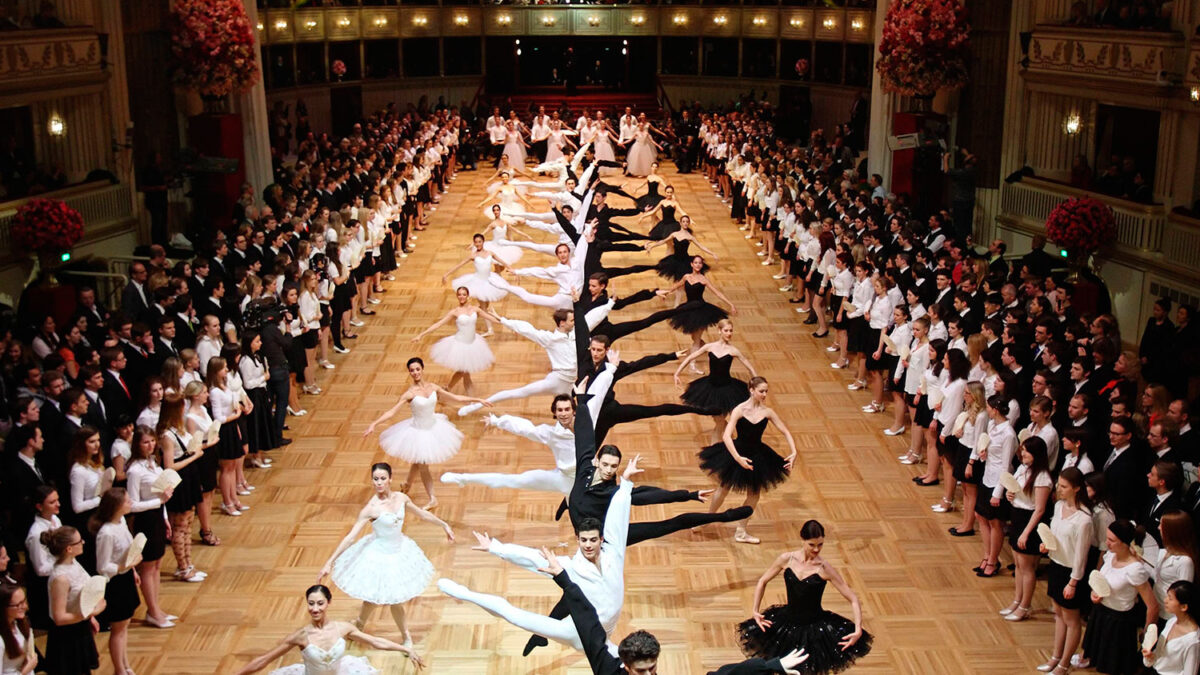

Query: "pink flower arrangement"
(876, 0), (970, 97)
(11, 198), (85, 254)
(331, 59), (347, 77)
(1045, 197), (1116, 253)
(170, 0), (260, 98)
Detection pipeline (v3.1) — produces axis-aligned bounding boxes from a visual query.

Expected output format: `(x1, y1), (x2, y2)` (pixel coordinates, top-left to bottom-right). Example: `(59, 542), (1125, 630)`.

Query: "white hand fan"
(999, 472), (1022, 494)
(1088, 569), (1111, 598)
(151, 469), (181, 495)
(204, 420), (222, 446)
(975, 433), (991, 453)
(95, 467), (116, 498)
(124, 532), (147, 569)
(882, 335), (897, 353)
(843, 302), (857, 314)
(951, 412), (969, 436)
(928, 388), (944, 408)
(79, 576), (107, 617)
(898, 344), (911, 361)
(1037, 523), (1057, 551)
(1017, 428), (1032, 443)
(186, 432), (202, 455)
(1143, 623), (1158, 651)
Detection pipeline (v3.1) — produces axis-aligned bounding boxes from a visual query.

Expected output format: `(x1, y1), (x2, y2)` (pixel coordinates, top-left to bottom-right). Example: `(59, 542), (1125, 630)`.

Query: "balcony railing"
(0, 181), (136, 264)
(1000, 177), (1166, 253)
(1026, 25), (1185, 87)
(0, 27), (105, 92)
(1164, 212), (1200, 271)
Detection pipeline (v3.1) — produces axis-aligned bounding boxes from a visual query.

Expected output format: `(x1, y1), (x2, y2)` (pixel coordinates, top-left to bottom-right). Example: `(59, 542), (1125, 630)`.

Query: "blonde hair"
(716, 318), (734, 331)
(182, 380), (206, 399)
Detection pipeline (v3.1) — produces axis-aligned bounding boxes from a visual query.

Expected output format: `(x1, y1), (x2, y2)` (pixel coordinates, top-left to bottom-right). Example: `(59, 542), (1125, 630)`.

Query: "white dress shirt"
(95, 518), (134, 578)
(1049, 501), (1093, 581)
(1145, 616), (1200, 675)
(69, 463), (103, 514)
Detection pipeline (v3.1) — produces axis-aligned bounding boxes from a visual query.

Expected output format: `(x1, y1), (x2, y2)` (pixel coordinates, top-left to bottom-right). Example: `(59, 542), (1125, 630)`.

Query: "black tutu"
(1047, 562), (1087, 610)
(649, 219), (680, 242)
(97, 569), (140, 623)
(737, 570), (872, 674)
(44, 619), (99, 675)
(1081, 603), (1144, 674)
(133, 508), (168, 562)
(698, 417), (789, 494)
(245, 387), (276, 452)
(681, 353), (749, 414)
(669, 301), (728, 334)
(165, 459), (203, 513)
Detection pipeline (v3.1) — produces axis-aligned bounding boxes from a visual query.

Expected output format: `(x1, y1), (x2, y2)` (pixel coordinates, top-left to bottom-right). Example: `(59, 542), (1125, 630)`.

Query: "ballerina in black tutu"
(621, 162), (668, 211)
(738, 520), (871, 673)
(697, 376), (796, 544)
(658, 255), (737, 354)
(643, 215), (715, 283)
(675, 318), (756, 443)
(637, 183), (688, 241)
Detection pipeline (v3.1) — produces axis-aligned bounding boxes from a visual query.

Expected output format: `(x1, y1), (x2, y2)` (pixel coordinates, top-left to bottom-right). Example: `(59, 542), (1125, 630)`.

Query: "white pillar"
(236, 0), (274, 199)
(866, 0), (895, 187)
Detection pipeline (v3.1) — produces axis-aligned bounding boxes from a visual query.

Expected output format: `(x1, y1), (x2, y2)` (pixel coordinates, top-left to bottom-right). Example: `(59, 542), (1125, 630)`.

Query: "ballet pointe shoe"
(423, 498), (439, 510)
(734, 528), (760, 544)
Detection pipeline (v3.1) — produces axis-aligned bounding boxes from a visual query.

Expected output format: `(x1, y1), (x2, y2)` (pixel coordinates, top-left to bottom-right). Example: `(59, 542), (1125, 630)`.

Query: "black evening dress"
(737, 568), (873, 674)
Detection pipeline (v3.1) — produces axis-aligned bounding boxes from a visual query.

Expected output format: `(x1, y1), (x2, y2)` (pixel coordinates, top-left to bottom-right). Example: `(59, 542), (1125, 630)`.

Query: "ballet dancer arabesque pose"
(435, 455), (639, 653)
(316, 462), (453, 648)
(410, 286), (495, 395)
(234, 584), (423, 674)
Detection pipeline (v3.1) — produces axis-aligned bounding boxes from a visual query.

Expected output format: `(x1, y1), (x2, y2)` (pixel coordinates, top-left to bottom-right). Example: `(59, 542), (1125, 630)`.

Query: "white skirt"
(270, 655), (378, 675)
(451, 271), (508, 302)
(378, 415), (464, 464)
(430, 334), (494, 373)
(331, 533), (435, 605)
(483, 240), (523, 266)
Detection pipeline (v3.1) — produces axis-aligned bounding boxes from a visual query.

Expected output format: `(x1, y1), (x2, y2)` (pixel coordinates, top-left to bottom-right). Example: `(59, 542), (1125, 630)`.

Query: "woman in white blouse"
(207, 357), (247, 517)
(840, 262), (875, 389)
(159, 392), (206, 580)
(136, 377), (165, 431)
(1144, 581), (1199, 675)
(931, 350), (971, 511)
(298, 270), (323, 396)
(109, 419), (134, 484)
(1078, 520), (1158, 673)
(1039, 467), (1093, 674)
(881, 306), (913, 434)
(0, 584), (35, 675)
(861, 279), (897, 415)
(827, 252), (855, 371)
(90, 488), (141, 675)
(126, 426), (176, 628)
(1002, 436), (1053, 623)
(1060, 427), (1096, 476)
(22, 486), (61, 630)
(896, 318), (930, 461)
(195, 314), (223, 379)
(221, 343), (258, 495)
(238, 331), (275, 468)
(950, 381), (988, 537)
(973, 395), (1017, 579)
(67, 426), (105, 534)
(1024, 396), (1061, 470)
(1154, 513), (1198, 622)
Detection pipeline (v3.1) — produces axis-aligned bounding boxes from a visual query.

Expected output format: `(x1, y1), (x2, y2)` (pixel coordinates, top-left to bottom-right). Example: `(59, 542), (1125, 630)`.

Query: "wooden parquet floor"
(93, 166), (1048, 674)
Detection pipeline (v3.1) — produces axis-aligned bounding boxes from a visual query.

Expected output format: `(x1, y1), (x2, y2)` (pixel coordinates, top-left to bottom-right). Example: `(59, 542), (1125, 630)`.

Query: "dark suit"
(100, 371), (134, 425)
(1142, 491), (1185, 545)
(1103, 445), (1154, 520)
(120, 282), (149, 318)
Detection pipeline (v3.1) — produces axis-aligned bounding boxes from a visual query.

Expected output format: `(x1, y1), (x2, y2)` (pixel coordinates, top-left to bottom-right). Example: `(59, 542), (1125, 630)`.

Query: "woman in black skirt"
(1079, 520), (1158, 674)
(1038, 467), (1093, 674)
(842, 261), (875, 390)
(42, 525), (101, 674)
(949, 381), (988, 537)
(91, 488), (141, 675)
(206, 357), (248, 519)
(1002, 436), (1053, 623)
(125, 425), (176, 628)
(159, 393), (206, 582)
(238, 330), (276, 468)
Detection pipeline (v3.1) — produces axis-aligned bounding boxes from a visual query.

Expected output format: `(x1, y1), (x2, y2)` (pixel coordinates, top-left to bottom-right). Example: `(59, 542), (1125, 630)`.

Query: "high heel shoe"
(884, 426), (906, 436)
(1004, 606), (1030, 622)
(931, 498), (954, 513)
(811, 331), (829, 338)
(976, 562), (1000, 578)
(998, 600), (1020, 616)
(1036, 657), (1061, 672)
(221, 504), (242, 517)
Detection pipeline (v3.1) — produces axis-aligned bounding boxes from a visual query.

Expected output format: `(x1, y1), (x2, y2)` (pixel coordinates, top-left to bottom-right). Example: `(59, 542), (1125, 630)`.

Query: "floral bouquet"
(170, 0), (260, 98)
(1045, 197), (1116, 253)
(332, 59), (347, 78)
(876, 0), (970, 97)
(11, 198), (85, 255)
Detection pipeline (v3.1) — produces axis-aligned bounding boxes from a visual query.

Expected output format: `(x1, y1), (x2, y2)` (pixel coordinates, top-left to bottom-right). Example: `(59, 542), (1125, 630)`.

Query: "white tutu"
(331, 511), (434, 605)
(483, 240), (523, 266)
(430, 333), (494, 374)
(378, 391), (464, 464)
(452, 255), (508, 302)
(270, 637), (380, 675)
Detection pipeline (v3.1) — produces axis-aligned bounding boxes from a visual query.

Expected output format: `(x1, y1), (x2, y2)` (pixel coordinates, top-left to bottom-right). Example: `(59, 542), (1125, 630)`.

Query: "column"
(237, 0), (274, 200)
(94, 0), (135, 207)
(866, 0), (895, 186)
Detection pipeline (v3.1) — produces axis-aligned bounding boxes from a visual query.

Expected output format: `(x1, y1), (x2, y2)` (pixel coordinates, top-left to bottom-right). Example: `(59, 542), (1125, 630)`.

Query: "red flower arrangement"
(331, 60), (347, 77)
(10, 198), (85, 255)
(170, 0), (260, 98)
(1045, 197), (1116, 253)
(876, 0), (971, 97)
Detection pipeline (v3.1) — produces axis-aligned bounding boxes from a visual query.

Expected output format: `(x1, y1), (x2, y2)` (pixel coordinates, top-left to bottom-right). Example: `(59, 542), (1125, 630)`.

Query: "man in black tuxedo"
(140, 285), (173, 326)
(72, 286), (110, 346)
(1102, 416), (1153, 520)
(2, 424), (51, 543)
(1142, 460), (1184, 546)
(99, 347), (135, 423)
(1168, 398), (1199, 464)
(170, 295), (198, 351)
(154, 315), (181, 368)
(676, 109), (699, 173)
(120, 262), (150, 318)
(80, 367), (110, 437)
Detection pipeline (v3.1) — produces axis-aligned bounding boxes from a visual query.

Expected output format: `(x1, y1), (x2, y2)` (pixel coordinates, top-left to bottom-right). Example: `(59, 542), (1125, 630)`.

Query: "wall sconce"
(497, 14), (512, 25)
(1190, 86), (1200, 103)
(256, 21), (264, 31)
(302, 19), (317, 30)
(789, 17), (803, 28)
(542, 15), (556, 26)
(752, 16), (767, 26)
(712, 15), (728, 25)
(48, 116), (65, 137)
(335, 16), (351, 28)
(587, 15), (600, 26)
(373, 16), (388, 28)
(850, 17), (864, 31)
(273, 19), (288, 30)
(630, 15), (645, 25)
(822, 16), (836, 29)
(454, 15), (469, 26)
(412, 16), (427, 27)
(1063, 114), (1082, 136)
(672, 14), (687, 25)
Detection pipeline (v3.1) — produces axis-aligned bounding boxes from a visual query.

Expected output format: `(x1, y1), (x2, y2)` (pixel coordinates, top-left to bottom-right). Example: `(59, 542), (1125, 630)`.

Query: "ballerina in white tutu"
(234, 583), (423, 675)
(443, 234), (510, 334)
(316, 462), (455, 648)
(363, 357), (490, 508)
(480, 204), (532, 267)
(411, 287), (494, 394)
(478, 171), (535, 220)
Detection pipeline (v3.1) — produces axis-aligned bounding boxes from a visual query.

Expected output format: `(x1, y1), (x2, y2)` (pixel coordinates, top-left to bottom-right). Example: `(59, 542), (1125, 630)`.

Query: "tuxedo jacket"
(1142, 491), (1185, 545)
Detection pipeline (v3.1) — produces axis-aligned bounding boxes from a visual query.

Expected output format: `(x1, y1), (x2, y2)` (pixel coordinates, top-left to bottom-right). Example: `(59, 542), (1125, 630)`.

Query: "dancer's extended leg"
(438, 579), (585, 650)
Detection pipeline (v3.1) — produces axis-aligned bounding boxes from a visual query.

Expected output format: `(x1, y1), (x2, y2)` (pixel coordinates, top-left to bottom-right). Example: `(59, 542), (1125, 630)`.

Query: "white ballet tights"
(462, 372), (573, 415)
(510, 240), (562, 257)
(505, 283), (572, 310)
(442, 468), (573, 495)
(438, 579), (586, 650)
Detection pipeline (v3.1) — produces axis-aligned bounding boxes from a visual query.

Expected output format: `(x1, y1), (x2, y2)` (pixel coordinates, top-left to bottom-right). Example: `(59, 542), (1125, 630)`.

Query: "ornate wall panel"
(1027, 27), (1185, 86)
(0, 29), (103, 91)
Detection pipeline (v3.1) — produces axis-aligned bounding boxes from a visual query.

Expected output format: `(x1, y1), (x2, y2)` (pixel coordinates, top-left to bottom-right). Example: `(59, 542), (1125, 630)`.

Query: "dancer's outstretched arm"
(765, 406), (798, 470)
(234, 631), (303, 675)
(411, 308), (457, 343)
(317, 506), (373, 580)
(404, 494), (455, 541)
(431, 382), (491, 408)
(471, 530), (555, 574)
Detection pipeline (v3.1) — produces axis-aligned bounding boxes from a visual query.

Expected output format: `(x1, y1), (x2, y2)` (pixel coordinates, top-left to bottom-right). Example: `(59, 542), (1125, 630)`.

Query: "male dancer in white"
(440, 360), (613, 495)
(436, 454), (639, 652)
(494, 242), (582, 310)
(457, 300), (613, 416)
